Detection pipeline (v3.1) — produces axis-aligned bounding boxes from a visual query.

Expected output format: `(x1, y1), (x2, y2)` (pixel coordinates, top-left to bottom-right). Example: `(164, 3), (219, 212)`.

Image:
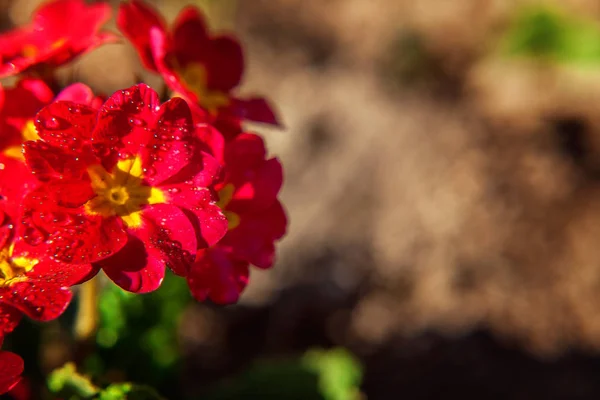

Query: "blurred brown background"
(11, 0), (600, 398)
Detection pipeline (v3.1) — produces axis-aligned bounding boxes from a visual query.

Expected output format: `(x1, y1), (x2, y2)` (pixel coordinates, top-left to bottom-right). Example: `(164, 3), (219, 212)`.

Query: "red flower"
(0, 335), (23, 396)
(0, 79), (54, 160)
(188, 133), (287, 304)
(0, 209), (91, 332)
(0, 79), (101, 218)
(0, 79), (101, 160)
(19, 84), (228, 293)
(118, 1), (281, 127)
(0, 0), (117, 78)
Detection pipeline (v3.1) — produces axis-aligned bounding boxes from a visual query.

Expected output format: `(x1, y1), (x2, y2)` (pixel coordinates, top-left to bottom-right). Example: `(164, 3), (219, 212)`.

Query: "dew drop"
(143, 167), (156, 177)
(118, 151), (133, 160)
(23, 227), (47, 246)
(129, 117), (147, 127)
(42, 116), (70, 130)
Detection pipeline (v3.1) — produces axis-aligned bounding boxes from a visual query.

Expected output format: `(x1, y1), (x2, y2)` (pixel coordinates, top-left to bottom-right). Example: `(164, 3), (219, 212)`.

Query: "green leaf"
(200, 348), (363, 400)
(502, 6), (600, 65)
(47, 362), (100, 399)
(100, 383), (166, 400)
(48, 363), (167, 400)
(302, 348), (363, 400)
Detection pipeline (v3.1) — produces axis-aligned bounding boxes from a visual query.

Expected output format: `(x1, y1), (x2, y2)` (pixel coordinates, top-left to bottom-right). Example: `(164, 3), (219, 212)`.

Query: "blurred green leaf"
(92, 272), (190, 396)
(47, 362), (99, 399)
(302, 348), (363, 400)
(48, 363), (166, 400)
(502, 6), (600, 65)
(201, 348), (363, 400)
(100, 383), (165, 400)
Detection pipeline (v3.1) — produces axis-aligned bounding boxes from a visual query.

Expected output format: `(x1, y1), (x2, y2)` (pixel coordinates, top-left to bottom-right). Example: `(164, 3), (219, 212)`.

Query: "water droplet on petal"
(143, 167), (156, 177)
(129, 117), (147, 127)
(23, 227), (47, 246)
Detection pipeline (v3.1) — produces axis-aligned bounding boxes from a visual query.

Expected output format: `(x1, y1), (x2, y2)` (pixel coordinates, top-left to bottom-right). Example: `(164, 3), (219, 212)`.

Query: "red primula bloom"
(20, 84), (228, 293)
(0, 335), (23, 396)
(0, 79), (102, 160)
(0, 207), (91, 334)
(188, 133), (287, 304)
(0, 79), (101, 218)
(0, 0), (117, 78)
(118, 0), (280, 126)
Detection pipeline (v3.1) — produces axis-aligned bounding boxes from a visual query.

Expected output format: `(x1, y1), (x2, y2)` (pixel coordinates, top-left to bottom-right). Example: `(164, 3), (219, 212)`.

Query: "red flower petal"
(0, 0), (116, 78)
(212, 114), (244, 142)
(97, 233), (165, 293)
(223, 200), (287, 269)
(57, 83), (103, 109)
(97, 203), (197, 290)
(1, 79), (53, 125)
(171, 6), (209, 60)
(230, 97), (282, 127)
(0, 350), (23, 395)
(188, 247), (249, 304)
(162, 148), (222, 188)
(17, 185), (127, 264)
(143, 96), (195, 185)
(95, 84), (195, 185)
(26, 259), (94, 287)
(33, 0), (111, 36)
(229, 158), (283, 213)
(34, 101), (97, 151)
(161, 184), (227, 248)
(0, 281), (72, 322)
(171, 7), (242, 91)
(136, 203), (197, 276)
(0, 157), (37, 217)
(151, 27), (200, 104)
(224, 133), (266, 168)
(95, 83), (159, 143)
(193, 122), (225, 162)
(117, 0), (166, 71)
(203, 36), (244, 92)
(0, 305), (21, 334)
(23, 140), (91, 181)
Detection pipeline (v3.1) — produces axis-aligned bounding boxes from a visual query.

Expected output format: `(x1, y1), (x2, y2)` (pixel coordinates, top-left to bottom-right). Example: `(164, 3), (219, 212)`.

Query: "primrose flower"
(0, 335), (22, 395)
(0, 0), (117, 78)
(0, 80), (101, 219)
(188, 133), (287, 304)
(118, 0), (280, 126)
(0, 207), (91, 333)
(19, 84), (228, 293)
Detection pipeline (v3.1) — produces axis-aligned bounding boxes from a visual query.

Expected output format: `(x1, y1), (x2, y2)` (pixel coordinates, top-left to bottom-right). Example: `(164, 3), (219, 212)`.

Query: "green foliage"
(91, 271), (191, 396)
(502, 6), (600, 65)
(302, 348), (363, 400)
(47, 363), (165, 400)
(201, 348), (363, 400)
(48, 363), (99, 399)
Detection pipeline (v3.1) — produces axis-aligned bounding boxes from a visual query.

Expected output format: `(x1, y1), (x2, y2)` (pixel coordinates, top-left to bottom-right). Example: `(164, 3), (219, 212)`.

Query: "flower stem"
(74, 276), (99, 342)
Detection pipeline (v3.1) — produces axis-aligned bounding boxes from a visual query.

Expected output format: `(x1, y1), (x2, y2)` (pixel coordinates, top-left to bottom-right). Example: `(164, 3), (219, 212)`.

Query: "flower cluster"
(0, 0), (286, 393)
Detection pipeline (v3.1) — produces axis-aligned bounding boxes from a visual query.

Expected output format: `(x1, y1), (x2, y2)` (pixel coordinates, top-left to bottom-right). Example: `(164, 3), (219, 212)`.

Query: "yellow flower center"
(217, 184), (240, 230)
(85, 156), (165, 228)
(175, 63), (230, 114)
(4, 120), (40, 160)
(0, 244), (38, 287)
